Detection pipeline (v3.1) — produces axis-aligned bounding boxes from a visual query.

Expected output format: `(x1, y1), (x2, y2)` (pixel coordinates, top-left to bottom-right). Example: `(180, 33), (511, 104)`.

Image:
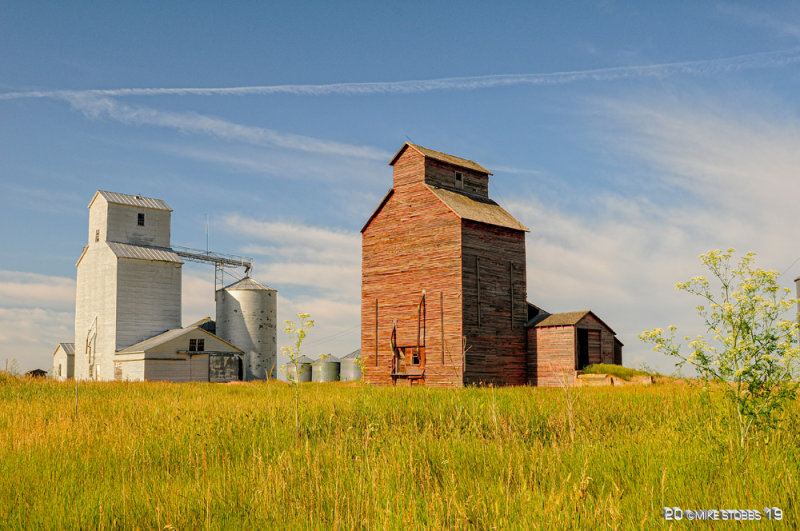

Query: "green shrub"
(581, 363), (649, 380)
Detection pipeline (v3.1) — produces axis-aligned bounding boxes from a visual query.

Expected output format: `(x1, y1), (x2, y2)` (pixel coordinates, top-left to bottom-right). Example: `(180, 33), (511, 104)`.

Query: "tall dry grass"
(0, 375), (796, 529)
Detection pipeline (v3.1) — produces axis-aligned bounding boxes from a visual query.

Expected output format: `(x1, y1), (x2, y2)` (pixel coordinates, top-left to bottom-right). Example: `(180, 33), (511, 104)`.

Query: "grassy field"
(0, 374), (797, 529)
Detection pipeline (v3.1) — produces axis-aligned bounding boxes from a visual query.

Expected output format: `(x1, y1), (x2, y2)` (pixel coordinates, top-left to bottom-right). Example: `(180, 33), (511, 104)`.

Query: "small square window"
(95, 229), (100, 242)
(137, 213), (145, 226)
(189, 338), (205, 352)
(455, 172), (464, 189)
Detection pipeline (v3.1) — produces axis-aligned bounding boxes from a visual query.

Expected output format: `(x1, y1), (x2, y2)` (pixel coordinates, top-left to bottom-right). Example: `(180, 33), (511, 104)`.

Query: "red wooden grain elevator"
(361, 143), (622, 387)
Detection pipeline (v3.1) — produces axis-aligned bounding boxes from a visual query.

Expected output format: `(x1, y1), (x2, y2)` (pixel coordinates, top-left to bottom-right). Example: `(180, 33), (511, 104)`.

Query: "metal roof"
(55, 342), (75, 355)
(427, 185), (529, 232)
(390, 143), (492, 174)
(90, 190), (172, 211)
(107, 242), (184, 264)
(220, 277), (275, 291)
(342, 349), (360, 359)
(118, 325), (243, 354)
(313, 355), (340, 364)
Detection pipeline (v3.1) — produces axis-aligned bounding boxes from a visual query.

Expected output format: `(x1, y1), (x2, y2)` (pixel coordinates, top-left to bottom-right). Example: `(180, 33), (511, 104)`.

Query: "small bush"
(581, 363), (649, 381)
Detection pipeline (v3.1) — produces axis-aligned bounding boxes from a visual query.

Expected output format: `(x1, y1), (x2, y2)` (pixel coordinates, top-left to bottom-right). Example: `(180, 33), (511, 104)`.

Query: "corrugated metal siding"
(96, 190), (172, 211)
(107, 242), (183, 264)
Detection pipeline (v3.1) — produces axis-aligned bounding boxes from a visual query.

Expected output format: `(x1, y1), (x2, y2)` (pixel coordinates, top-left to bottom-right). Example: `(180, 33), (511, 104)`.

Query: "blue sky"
(3, 2), (800, 375)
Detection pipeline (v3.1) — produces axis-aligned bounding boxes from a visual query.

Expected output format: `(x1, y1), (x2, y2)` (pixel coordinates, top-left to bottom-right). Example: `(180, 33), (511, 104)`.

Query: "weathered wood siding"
(362, 148), (465, 387)
(461, 221), (528, 385)
(531, 325), (576, 387)
(424, 158), (489, 197)
(576, 313), (616, 365)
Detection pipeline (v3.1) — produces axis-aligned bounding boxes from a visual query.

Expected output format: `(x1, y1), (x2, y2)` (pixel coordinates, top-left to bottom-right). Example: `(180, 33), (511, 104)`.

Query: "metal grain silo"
(312, 355), (340, 382)
(339, 349), (361, 382)
(215, 277), (277, 381)
(282, 355), (313, 383)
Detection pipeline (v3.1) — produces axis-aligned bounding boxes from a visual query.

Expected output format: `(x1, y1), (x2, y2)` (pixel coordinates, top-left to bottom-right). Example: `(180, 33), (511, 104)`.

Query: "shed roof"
(118, 324), (242, 354)
(89, 190), (172, 211)
(53, 342), (75, 356)
(535, 310), (592, 327)
(390, 143), (492, 174)
(107, 242), (184, 264)
(535, 310), (617, 335)
(427, 185), (529, 232)
(220, 277), (275, 292)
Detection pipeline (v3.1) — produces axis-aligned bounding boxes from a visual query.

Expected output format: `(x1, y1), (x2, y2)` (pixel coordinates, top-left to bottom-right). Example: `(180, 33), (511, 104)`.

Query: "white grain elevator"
(74, 191), (182, 381)
(215, 278), (277, 380)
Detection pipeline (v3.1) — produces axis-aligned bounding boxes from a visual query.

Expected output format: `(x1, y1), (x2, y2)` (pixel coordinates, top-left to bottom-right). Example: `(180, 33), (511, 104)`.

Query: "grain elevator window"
(137, 213), (145, 226)
(455, 171), (464, 189)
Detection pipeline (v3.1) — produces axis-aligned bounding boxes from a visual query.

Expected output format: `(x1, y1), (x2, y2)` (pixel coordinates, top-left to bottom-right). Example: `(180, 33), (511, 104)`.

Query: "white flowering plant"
(640, 249), (800, 449)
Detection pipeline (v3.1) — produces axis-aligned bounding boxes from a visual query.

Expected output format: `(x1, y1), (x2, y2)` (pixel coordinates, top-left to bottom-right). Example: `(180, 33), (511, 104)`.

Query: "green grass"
(581, 363), (656, 381)
(0, 376), (797, 529)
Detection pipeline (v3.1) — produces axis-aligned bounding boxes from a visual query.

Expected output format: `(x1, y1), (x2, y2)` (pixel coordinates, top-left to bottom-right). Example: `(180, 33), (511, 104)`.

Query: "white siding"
(106, 202), (171, 247)
(74, 244), (118, 381)
(115, 258), (181, 352)
(75, 192), (182, 381)
(51, 346), (74, 381)
(116, 329), (238, 382)
(117, 359), (146, 381)
(144, 356), (210, 382)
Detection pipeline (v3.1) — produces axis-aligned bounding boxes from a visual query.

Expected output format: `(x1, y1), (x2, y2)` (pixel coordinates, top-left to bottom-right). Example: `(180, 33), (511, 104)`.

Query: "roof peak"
(89, 190), (172, 211)
(219, 276), (275, 291)
(389, 143), (492, 175)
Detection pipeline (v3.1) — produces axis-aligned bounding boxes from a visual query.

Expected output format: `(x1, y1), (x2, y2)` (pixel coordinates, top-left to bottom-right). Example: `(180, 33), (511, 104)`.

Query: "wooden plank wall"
(361, 149), (465, 387)
(576, 314), (616, 364)
(532, 326), (576, 387)
(461, 221), (528, 386)
(424, 158), (489, 197)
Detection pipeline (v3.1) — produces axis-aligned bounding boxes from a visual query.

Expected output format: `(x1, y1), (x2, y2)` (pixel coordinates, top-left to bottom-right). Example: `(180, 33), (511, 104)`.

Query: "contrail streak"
(2, 48), (800, 101)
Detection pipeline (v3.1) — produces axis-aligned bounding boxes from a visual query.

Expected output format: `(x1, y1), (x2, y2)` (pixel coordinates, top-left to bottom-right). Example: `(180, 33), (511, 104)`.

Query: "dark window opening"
(95, 229), (100, 242)
(189, 338), (205, 352)
(400, 346), (424, 366)
(577, 329), (589, 370)
(455, 171), (464, 189)
(137, 213), (145, 226)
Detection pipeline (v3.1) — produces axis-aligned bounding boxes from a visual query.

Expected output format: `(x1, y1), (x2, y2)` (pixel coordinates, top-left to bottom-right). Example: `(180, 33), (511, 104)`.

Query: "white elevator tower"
(74, 191), (183, 381)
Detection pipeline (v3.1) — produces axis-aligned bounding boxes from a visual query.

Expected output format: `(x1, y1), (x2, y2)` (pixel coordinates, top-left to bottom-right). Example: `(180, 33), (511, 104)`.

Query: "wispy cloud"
(61, 95), (390, 160)
(223, 215), (361, 266)
(509, 91), (800, 374)
(0, 271), (75, 310)
(3, 48), (800, 101)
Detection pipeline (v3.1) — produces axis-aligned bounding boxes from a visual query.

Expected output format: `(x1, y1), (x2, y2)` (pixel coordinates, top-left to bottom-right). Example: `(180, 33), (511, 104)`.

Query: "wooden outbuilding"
(526, 310), (622, 387)
(361, 143), (623, 387)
